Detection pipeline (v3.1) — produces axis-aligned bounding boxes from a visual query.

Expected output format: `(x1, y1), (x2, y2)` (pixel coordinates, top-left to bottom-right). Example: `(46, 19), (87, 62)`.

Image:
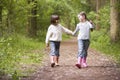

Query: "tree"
(0, 5), (2, 36)
(96, 0), (109, 30)
(87, 0), (109, 30)
(27, 0), (37, 37)
(0, 0), (16, 36)
(0, 0), (3, 36)
(0, 6), (2, 23)
(6, 0), (15, 34)
(110, 0), (120, 42)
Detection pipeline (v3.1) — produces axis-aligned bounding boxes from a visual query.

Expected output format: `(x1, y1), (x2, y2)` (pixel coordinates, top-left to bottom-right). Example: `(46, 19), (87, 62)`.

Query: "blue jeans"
(78, 39), (90, 58)
(50, 41), (61, 57)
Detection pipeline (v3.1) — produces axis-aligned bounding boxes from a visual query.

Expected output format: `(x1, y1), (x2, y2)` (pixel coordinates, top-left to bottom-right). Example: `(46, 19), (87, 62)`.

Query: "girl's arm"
(89, 20), (94, 32)
(61, 25), (73, 35)
(45, 27), (52, 47)
(73, 25), (79, 36)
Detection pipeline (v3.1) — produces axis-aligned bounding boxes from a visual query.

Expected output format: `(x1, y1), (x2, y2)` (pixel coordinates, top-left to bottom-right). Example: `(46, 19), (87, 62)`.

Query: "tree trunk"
(87, 0), (100, 30)
(6, 0), (14, 35)
(87, 0), (96, 11)
(27, 0), (37, 37)
(0, 6), (2, 36)
(96, 0), (100, 30)
(0, 6), (2, 22)
(110, 0), (120, 42)
(89, 0), (109, 11)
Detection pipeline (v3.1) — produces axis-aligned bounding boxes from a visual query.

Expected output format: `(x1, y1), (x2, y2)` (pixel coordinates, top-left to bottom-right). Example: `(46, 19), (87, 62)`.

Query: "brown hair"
(50, 14), (60, 24)
(79, 11), (87, 20)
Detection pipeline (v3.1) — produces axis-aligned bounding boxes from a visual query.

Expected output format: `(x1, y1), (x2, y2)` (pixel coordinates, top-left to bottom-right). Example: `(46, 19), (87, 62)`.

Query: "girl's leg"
(55, 42), (60, 66)
(75, 57), (82, 68)
(55, 56), (59, 66)
(50, 56), (54, 63)
(75, 40), (83, 69)
(77, 57), (82, 64)
(50, 41), (60, 67)
(82, 40), (90, 67)
(78, 40), (84, 58)
(82, 57), (87, 67)
(50, 41), (56, 67)
(84, 40), (90, 57)
(50, 56), (55, 67)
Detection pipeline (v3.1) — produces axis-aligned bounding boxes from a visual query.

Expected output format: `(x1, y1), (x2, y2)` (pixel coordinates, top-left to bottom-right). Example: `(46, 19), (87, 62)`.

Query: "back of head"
(51, 14), (60, 24)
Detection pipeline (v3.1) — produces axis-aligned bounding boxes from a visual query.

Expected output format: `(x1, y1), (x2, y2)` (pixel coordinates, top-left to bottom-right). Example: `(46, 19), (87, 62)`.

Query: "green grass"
(0, 34), (45, 79)
(90, 30), (120, 63)
(0, 33), (72, 79)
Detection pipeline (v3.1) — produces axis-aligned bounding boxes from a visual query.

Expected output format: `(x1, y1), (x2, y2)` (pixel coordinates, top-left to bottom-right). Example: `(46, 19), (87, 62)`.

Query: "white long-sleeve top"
(45, 24), (73, 44)
(73, 21), (93, 40)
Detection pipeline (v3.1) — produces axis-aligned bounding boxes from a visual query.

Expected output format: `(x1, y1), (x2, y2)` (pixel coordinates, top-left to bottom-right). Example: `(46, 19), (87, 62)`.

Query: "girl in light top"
(73, 11), (94, 69)
(45, 14), (73, 67)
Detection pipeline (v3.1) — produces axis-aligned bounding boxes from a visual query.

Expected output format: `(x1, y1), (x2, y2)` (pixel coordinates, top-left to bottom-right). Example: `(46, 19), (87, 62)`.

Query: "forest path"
(21, 37), (120, 80)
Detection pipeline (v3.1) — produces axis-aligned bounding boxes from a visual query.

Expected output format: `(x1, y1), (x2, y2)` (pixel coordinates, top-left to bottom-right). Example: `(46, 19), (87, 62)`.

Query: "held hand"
(45, 43), (50, 52)
(45, 43), (49, 51)
(69, 32), (74, 36)
(46, 43), (49, 47)
(72, 32), (75, 36)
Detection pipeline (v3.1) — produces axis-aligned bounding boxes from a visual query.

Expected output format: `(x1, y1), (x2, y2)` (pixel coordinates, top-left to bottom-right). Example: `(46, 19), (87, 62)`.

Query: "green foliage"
(1, 0), (91, 38)
(89, 4), (120, 63)
(37, 30), (46, 41)
(87, 11), (96, 22)
(98, 5), (110, 29)
(0, 34), (44, 78)
(12, 71), (19, 80)
(91, 30), (110, 50)
(91, 30), (120, 63)
(0, 37), (17, 74)
(88, 4), (110, 30)
(2, 0), (120, 79)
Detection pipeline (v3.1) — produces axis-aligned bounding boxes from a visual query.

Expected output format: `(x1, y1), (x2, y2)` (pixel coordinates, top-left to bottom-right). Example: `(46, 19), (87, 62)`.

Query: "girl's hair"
(79, 11), (88, 20)
(50, 14), (60, 24)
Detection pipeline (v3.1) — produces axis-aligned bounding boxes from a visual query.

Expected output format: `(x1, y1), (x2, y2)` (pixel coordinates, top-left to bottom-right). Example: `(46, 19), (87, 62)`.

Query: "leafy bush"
(91, 30), (120, 63)
(0, 34), (45, 78)
(90, 5), (120, 63)
(88, 4), (110, 30)
(98, 5), (110, 29)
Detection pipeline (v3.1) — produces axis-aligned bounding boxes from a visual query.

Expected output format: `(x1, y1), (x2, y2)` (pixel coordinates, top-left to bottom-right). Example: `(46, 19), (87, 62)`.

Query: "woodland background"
(0, 0), (120, 79)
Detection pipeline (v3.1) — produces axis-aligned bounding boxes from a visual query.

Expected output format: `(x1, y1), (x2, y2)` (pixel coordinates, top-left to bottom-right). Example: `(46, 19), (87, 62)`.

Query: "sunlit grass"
(0, 32), (72, 78)
(0, 34), (45, 78)
(91, 30), (120, 63)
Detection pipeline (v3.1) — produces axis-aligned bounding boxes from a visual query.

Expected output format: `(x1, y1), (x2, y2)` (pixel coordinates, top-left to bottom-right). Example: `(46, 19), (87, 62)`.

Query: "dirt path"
(21, 37), (120, 80)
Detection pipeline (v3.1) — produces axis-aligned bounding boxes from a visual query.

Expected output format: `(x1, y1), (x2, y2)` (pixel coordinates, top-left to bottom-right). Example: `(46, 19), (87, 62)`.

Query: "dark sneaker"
(75, 64), (81, 69)
(55, 63), (60, 66)
(51, 63), (55, 67)
(56, 64), (60, 66)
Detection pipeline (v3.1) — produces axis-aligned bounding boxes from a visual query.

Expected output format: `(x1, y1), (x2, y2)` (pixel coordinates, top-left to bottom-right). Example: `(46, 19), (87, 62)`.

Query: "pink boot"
(78, 57), (82, 64)
(75, 57), (82, 69)
(82, 58), (87, 67)
(75, 64), (81, 69)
